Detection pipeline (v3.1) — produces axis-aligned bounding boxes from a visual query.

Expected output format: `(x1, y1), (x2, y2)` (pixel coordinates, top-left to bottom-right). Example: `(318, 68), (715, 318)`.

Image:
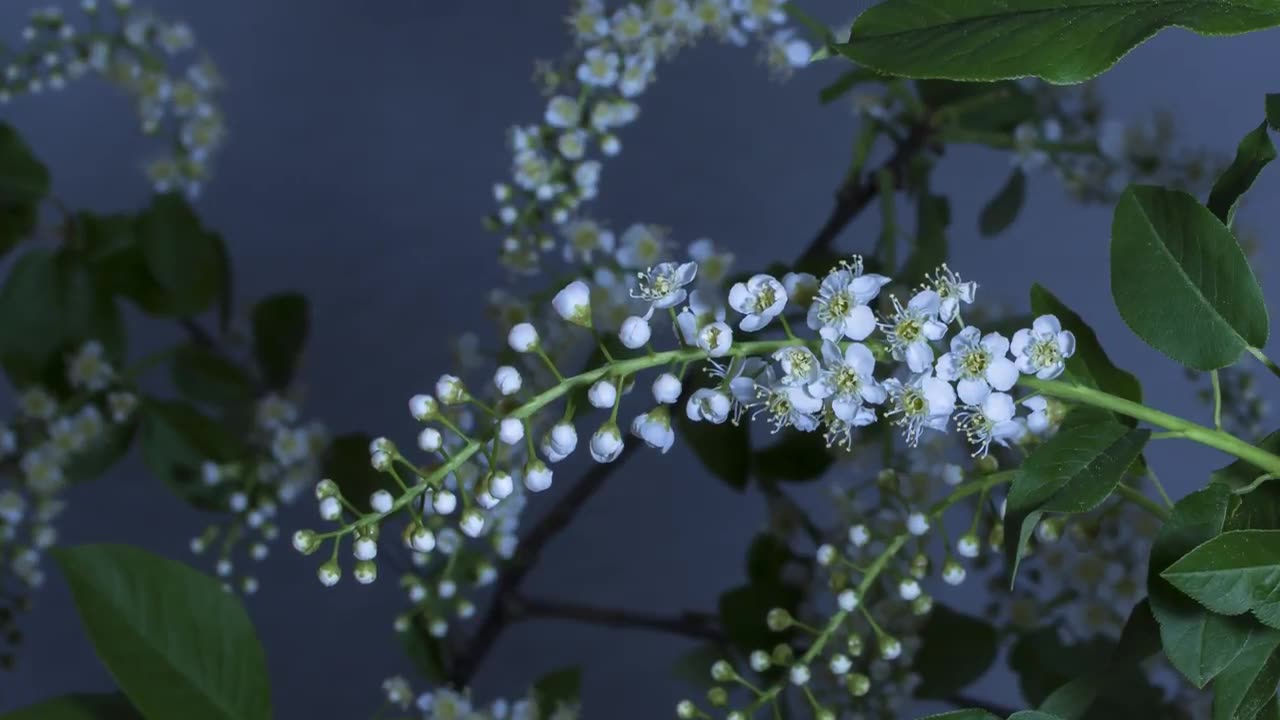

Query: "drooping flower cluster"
(3, 1), (226, 196)
(379, 676), (580, 720)
(189, 392), (327, 595)
(0, 341), (136, 593)
(489, 0), (811, 272)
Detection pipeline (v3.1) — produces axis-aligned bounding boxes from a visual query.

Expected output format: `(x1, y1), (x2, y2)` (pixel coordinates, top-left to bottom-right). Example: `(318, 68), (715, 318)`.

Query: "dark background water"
(1, 0), (1278, 717)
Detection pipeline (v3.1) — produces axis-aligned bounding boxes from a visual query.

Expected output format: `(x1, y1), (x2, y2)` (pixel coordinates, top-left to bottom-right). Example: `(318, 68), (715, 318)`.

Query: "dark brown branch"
(448, 443), (640, 684)
(511, 595), (725, 643)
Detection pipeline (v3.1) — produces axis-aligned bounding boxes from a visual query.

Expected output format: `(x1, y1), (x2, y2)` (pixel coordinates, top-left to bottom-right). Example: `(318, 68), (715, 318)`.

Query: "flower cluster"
(379, 676), (580, 720)
(3, 1), (226, 197)
(189, 392), (327, 595)
(489, 0), (811, 272)
(0, 341), (137, 593)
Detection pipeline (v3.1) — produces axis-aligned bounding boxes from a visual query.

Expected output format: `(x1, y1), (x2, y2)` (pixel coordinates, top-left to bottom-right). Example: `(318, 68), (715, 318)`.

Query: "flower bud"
(292, 529), (319, 554)
(418, 427), (442, 452)
(766, 608), (791, 631)
(837, 589), (859, 612)
(879, 636), (902, 660)
(315, 478), (338, 499)
(354, 536), (378, 561)
(319, 496), (342, 521)
(317, 560), (341, 587)
(433, 489), (457, 515)
(370, 490), (393, 514)
(618, 315), (651, 349)
(686, 388), (731, 424)
(942, 560), (967, 586)
(847, 673), (871, 697)
(652, 373), (681, 404)
(849, 524), (870, 547)
(749, 650), (771, 672)
(498, 418), (524, 445)
(508, 322), (539, 352)
(552, 280), (593, 327)
(588, 379), (617, 409)
(369, 436), (394, 454)
(697, 321), (733, 357)
(409, 394), (438, 421)
(906, 512), (930, 536)
(493, 366), (523, 396)
(957, 533), (980, 558)
(829, 653), (852, 675)
(898, 578), (920, 601)
(353, 560), (377, 584)
(542, 421), (578, 463)
(524, 460), (553, 492)
(408, 524), (436, 553)
(710, 660), (734, 682)
(676, 700), (696, 719)
(459, 509), (485, 538)
(706, 687), (728, 707)
(589, 422), (624, 463)
(435, 374), (466, 405)
(789, 664), (810, 686)
(370, 450), (391, 472)
(489, 471), (515, 500)
(816, 544), (836, 566)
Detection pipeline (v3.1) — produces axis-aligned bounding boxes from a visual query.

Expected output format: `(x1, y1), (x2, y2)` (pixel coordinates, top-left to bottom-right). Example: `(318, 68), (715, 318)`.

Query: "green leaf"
(1208, 121), (1277, 226)
(1212, 429), (1280, 532)
(1011, 628), (1113, 707)
(979, 169), (1026, 237)
(911, 604), (998, 698)
(1148, 485), (1257, 688)
(64, 420), (136, 484)
(1010, 713), (1065, 720)
(136, 194), (227, 317)
(399, 619), (448, 684)
(917, 711), (1000, 720)
(321, 433), (395, 513)
(532, 666), (581, 715)
(1267, 95), (1280, 131)
(170, 345), (256, 407)
(1004, 421), (1149, 585)
(1038, 600), (1162, 719)
(1030, 284), (1142, 418)
(0, 123), (47, 258)
(0, 693), (141, 720)
(1162, 529), (1280, 629)
(251, 293), (309, 389)
(1212, 627), (1280, 720)
(139, 399), (243, 510)
(753, 430), (833, 482)
(0, 249), (125, 382)
(746, 534), (791, 586)
(835, 0), (1280, 84)
(52, 544), (271, 720)
(1110, 185), (1268, 371)
(677, 412), (750, 491)
(917, 81), (1037, 133)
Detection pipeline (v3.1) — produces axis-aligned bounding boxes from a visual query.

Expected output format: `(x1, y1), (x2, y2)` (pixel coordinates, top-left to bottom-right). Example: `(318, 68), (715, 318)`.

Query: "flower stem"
(1248, 346), (1280, 381)
(1115, 483), (1171, 521)
(1210, 370), (1224, 430)
(1019, 377), (1280, 477)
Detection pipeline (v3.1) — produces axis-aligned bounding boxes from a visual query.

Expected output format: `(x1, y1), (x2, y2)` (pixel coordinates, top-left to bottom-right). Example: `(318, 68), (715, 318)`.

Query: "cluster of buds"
(3, 0), (226, 196)
(379, 676), (579, 719)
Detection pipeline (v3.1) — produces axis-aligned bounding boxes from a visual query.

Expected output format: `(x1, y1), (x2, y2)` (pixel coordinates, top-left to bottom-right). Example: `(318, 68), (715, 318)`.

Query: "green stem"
(1115, 483), (1171, 521)
(1248, 347), (1280, 381)
(1019, 377), (1280, 477)
(1210, 370), (1224, 430)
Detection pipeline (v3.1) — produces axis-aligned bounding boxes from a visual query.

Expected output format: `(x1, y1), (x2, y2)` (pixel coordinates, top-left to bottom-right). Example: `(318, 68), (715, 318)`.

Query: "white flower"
(926, 264), (977, 324)
(883, 371), (956, 446)
(849, 524), (870, 547)
(696, 321), (733, 357)
(956, 389), (1024, 456)
(409, 526), (436, 553)
(568, 0), (609, 41)
(1012, 315), (1076, 380)
(631, 407), (675, 453)
(524, 460), (553, 492)
(67, 341), (114, 391)
(433, 489), (457, 515)
(370, 490), (394, 514)
(542, 421), (578, 462)
(806, 262), (886, 341)
(782, 272), (818, 308)
(354, 536), (378, 561)
(810, 341), (886, 424)
(728, 274), (787, 332)
(772, 346), (821, 389)
(417, 427), (442, 452)
(652, 373), (682, 404)
(906, 512), (929, 536)
(838, 589), (859, 611)
(459, 510), (485, 538)
(562, 219), (615, 263)
(544, 95), (581, 128)
(577, 46), (619, 87)
(498, 418), (525, 445)
(488, 471), (515, 500)
(615, 223), (666, 269)
(789, 664), (811, 686)
(493, 366), (523, 396)
(1022, 396), (1052, 434)
(632, 261), (698, 309)
(436, 375), (467, 404)
(745, 369), (824, 433)
(686, 388), (731, 424)
(618, 315), (652, 349)
(553, 280), (593, 327)
(590, 422), (625, 462)
(508, 323), (539, 352)
(558, 129), (588, 160)
(957, 533), (980, 558)
(733, 0), (785, 30)
(409, 394), (438, 420)
(688, 237), (734, 286)
(829, 654), (852, 676)
(935, 326), (1018, 405)
(674, 289), (725, 345)
(319, 496), (341, 521)
(898, 578), (921, 600)
(588, 379), (618, 409)
(882, 290), (949, 373)
(619, 52), (655, 97)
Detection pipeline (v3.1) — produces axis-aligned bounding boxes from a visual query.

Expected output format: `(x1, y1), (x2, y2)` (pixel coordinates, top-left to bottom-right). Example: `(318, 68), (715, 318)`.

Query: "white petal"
(1032, 314), (1061, 336)
(985, 358), (1019, 392)
(922, 319), (948, 341)
(844, 343), (876, 376)
(1057, 331), (1076, 357)
(908, 289), (941, 316)
(935, 353), (960, 382)
(843, 305), (877, 341)
(957, 378), (990, 406)
(859, 381), (887, 405)
(728, 283), (752, 313)
(981, 332), (1010, 358)
(1010, 329), (1031, 357)
(905, 342), (934, 374)
(739, 313), (769, 332)
(982, 392), (1016, 422)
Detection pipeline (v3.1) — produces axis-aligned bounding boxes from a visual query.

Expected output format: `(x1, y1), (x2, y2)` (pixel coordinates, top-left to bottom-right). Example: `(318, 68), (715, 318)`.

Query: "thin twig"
(511, 595), (725, 642)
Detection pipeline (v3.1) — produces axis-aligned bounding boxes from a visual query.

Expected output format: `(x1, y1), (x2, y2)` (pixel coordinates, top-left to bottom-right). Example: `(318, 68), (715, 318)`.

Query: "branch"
(448, 443), (640, 684)
(511, 595), (725, 643)
(797, 119), (934, 267)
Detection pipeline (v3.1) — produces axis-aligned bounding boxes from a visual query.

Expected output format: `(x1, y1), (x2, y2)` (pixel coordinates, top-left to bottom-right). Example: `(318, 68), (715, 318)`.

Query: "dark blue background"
(1, 1), (1278, 716)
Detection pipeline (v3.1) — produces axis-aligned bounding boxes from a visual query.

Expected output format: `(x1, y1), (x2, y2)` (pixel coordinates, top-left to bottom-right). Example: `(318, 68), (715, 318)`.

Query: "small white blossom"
(882, 290), (949, 373)
(588, 379), (618, 409)
(957, 533), (980, 558)
(524, 460), (553, 492)
(631, 408), (675, 453)
(632, 261), (698, 309)
(935, 326), (1019, 405)
(1012, 315), (1076, 380)
(728, 274), (788, 331)
(435, 375), (467, 405)
(577, 46), (620, 87)
(542, 421), (579, 463)
(590, 422), (625, 462)
(806, 261), (886, 341)
(811, 341), (886, 424)
(926, 264), (977, 324)
(370, 490), (394, 514)
(493, 366), (523, 396)
(459, 510), (485, 538)
(433, 489), (457, 515)
(789, 664), (811, 686)
(849, 524), (870, 547)
(697, 321), (733, 357)
(884, 371), (956, 446)
(417, 427), (442, 452)
(898, 578), (921, 601)
(619, 315), (652, 349)
(545, 95), (581, 128)
(906, 512), (929, 536)
(553, 280), (594, 327)
(686, 388), (731, 424)
(943, 560), (967, 586)
(957, 389), (1024, 456)
(652, 373), (682, 404)
(409, 394), (438, 421)
(498, 418), (525, 445)
(508, 323), (539, 352)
